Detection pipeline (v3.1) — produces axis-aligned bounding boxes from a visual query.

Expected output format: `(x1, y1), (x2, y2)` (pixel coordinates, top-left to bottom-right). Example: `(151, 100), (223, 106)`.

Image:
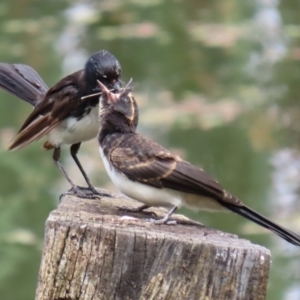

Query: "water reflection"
(0, 0), (299, 299)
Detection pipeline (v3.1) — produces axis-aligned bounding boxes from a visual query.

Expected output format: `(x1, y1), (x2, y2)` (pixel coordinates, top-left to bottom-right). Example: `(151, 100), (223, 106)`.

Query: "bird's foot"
(147, 216), (177, 225)
(59, 185), (108, 201)
(118, 204), (157, 218)
(80, 186), (113, 198)
(146, 206), (178, 225)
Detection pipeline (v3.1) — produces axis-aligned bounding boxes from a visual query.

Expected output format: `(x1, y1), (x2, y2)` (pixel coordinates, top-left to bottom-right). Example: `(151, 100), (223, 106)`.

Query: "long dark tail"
(222, 202), (300, 246)
(0, 63), (48, 106)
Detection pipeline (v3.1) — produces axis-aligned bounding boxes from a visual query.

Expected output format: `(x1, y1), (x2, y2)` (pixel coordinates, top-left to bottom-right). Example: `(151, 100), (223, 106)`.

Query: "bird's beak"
(97, 80), (110, 95)
(120, 78), (133, 97)
(113, 81), (121, 92)
(97, 80), (118, 103)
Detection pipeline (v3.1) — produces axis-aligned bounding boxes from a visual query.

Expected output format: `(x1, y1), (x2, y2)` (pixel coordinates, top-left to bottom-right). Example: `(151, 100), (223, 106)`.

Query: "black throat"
(70, 75), (100, 120)
(71, 69), (118, 120)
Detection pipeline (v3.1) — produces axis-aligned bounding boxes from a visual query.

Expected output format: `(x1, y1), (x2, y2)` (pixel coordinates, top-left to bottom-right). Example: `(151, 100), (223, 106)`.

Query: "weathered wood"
(35, 192), (271, 300)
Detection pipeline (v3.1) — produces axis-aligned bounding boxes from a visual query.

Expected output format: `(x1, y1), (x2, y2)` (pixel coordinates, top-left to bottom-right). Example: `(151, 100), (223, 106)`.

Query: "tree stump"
(35, 192), (271, 300)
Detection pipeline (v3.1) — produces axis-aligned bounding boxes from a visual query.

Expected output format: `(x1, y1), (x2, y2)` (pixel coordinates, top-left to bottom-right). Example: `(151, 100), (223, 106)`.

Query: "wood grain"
(35, 193), (271, 300)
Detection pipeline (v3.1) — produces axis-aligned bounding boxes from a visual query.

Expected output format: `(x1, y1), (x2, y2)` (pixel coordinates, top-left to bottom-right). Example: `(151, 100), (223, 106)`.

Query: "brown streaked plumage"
(9, 71), (88, 150)
(96, 80), (300, 247)
(0, 50), (122, 198)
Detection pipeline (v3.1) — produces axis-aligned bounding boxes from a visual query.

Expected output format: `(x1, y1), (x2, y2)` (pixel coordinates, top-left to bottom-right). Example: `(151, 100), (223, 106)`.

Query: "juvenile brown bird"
(97, 79), (300, 247)
(0, 50), (122, 198)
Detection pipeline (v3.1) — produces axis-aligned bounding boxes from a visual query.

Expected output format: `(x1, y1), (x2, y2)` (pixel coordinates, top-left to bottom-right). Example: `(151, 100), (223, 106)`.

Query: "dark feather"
(11, 93), (77, 149)
(18, 72), (82, 133)
(222, 203), (300, 246)
(0, 63), (48, 106)
(107, 133), (231, 201)
(9, 115), (58, 150)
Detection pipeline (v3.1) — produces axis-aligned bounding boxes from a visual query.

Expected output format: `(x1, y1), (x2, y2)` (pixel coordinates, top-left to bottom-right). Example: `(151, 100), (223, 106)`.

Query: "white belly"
(48, 105), (99, 146)
(99, 147), (183, 208)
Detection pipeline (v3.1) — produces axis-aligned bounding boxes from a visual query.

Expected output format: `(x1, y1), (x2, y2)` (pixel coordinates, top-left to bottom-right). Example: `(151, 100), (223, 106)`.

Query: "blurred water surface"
(0, 0), (300, 299)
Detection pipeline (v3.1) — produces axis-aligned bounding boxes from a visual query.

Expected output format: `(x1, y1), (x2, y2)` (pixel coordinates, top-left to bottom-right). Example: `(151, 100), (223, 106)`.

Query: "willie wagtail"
(96, 79), (300, 247)
(0, 50), (122, 198)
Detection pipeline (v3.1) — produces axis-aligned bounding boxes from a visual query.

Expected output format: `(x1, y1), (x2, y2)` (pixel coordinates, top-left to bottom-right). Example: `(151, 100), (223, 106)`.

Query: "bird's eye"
(102, 75), (107, 78)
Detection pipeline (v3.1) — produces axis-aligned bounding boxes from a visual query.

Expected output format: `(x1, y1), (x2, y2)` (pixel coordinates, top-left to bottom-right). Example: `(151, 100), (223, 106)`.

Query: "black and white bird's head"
(85, 50), (122, 92)
(98, 79), (138, 137)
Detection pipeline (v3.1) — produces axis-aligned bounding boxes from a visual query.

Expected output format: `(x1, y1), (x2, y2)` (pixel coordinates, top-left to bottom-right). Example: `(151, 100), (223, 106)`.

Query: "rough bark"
(35, 192), (271, 300)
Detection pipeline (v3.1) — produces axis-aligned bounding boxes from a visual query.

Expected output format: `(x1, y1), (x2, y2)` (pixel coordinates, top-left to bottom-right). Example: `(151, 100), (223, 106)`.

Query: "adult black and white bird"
(0, 50), (122, 198)
(96, 79), (300, 247)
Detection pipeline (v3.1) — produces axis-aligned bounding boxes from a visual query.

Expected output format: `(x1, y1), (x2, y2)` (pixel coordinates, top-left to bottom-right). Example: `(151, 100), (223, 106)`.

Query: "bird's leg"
(70, 143), (111, 198)
(53, 146), (77, 188)
(118, 204), (157, 217)
(148, 206), (178, 225)
(53, 147), (100, 200)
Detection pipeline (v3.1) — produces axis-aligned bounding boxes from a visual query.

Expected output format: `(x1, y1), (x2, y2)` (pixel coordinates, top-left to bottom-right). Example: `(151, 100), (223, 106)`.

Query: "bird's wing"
(110, 144), (177, 187)
(18, 71), (81, 132)
(9, 76), (81, 150)
(109, 134), (240, 206)
(9, 115), (59, 150)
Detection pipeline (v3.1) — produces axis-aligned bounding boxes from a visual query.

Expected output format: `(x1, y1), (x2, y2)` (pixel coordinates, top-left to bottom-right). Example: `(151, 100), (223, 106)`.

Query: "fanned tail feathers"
(0, 63), (48, 106)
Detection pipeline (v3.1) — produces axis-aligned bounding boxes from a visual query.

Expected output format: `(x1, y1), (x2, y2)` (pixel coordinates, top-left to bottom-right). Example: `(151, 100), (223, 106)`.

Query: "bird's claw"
(88, 186), (112, 198)
(146, 217), (177, 225)
(59, 185), (108, 201)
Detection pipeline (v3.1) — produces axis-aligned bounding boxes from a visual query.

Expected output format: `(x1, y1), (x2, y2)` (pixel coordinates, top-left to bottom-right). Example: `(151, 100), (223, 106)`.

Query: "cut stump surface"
(35, 192), (271, 300)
